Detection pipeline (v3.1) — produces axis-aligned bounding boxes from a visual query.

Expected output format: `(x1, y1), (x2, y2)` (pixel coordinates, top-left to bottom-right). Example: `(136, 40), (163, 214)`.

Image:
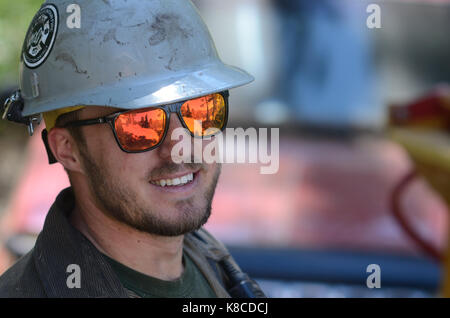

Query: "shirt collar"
(33, 187), (128, 297)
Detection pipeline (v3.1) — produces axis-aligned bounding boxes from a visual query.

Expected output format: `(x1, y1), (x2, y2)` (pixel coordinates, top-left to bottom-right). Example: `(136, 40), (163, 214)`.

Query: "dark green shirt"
(102, 252), (217, 298)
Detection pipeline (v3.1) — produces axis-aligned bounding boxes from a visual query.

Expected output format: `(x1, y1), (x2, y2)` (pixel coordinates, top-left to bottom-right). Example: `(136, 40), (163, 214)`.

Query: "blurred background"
(1, 0), (450, 297)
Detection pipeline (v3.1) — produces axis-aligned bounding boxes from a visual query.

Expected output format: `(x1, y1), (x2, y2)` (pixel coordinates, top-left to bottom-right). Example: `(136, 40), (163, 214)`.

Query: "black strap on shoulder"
(190, 230), (266, 298)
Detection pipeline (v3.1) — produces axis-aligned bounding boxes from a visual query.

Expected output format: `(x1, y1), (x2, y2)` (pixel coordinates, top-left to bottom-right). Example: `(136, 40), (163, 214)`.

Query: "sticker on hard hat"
(22, 4), (59, 69)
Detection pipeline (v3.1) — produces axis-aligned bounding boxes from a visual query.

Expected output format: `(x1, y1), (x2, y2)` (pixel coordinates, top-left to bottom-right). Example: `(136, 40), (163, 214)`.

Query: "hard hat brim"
(22, 62), (254, 116)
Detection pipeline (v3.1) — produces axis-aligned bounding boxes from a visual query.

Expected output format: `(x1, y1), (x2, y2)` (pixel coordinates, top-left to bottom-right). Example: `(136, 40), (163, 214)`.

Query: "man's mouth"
(150, 172), (195, 188)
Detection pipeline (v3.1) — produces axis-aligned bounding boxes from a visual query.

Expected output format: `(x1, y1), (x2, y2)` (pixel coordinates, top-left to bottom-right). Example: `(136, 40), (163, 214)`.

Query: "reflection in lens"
(115, 108), (166, 152)
(181, 93), (226, 137)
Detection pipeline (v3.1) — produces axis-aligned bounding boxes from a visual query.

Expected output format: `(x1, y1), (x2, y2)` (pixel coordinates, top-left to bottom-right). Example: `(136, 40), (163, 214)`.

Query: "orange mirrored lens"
(181, 93), (226, 137)
(114, 108), (166, 152)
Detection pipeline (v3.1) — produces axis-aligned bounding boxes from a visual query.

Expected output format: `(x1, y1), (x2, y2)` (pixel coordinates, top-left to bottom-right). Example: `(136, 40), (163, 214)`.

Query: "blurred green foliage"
(0, 0), (43, 88)
(0, 0), (43, 135)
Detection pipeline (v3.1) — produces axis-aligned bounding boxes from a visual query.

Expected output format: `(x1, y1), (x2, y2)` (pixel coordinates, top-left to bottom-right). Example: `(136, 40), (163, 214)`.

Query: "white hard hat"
(19, 0), (254, 117)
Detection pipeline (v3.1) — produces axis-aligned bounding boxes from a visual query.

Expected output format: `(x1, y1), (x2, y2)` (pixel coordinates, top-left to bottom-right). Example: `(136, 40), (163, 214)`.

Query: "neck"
(69, 188), (184, 281)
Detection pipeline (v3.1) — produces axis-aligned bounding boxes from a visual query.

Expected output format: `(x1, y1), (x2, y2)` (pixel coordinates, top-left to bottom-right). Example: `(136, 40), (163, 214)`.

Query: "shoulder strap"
(185, 229), (266, 298)
(183, 232), (230, 298)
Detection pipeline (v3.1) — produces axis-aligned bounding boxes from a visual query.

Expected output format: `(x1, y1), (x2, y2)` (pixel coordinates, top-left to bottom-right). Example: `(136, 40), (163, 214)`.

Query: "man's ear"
(47, 127), (83, 173)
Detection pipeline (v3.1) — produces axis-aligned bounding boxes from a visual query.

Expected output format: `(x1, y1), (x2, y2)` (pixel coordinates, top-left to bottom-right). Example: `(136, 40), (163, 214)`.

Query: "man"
(0, 0), (264, 298)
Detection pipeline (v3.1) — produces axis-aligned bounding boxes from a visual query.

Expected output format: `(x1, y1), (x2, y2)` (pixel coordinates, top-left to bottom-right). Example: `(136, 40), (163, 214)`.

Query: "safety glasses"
(62, 91), (229, 153)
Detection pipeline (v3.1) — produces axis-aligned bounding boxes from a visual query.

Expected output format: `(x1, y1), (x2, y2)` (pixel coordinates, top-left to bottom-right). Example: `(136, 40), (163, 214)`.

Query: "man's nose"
(156, 114), (190, 160)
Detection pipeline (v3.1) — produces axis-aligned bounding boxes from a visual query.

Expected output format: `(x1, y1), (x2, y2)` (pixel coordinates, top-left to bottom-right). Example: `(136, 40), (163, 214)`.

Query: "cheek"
(83, 126), (133, 176)
(202, 162), (220, 183)
(83, 125), (117, 154)
(109, 151), (162, 185)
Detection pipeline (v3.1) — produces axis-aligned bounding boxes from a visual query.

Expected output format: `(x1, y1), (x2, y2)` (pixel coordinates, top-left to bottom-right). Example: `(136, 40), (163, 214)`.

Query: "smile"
(150, 173), (194, 187)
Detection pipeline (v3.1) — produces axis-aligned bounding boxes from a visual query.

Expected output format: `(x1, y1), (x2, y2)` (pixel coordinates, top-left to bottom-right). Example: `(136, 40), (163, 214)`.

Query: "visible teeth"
(152, 173), (194, 187)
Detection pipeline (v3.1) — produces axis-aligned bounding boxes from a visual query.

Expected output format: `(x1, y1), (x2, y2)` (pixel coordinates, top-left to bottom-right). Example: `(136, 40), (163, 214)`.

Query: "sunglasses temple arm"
(63, 117), (109, 128)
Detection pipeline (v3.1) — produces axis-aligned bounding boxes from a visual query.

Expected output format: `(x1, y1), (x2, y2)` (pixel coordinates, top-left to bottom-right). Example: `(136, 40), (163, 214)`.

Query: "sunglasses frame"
(62, 91), (229, 154)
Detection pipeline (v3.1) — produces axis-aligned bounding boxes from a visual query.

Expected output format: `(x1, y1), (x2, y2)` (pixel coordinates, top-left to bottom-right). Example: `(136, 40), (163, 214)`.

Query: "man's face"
(72, 106), (221, 236)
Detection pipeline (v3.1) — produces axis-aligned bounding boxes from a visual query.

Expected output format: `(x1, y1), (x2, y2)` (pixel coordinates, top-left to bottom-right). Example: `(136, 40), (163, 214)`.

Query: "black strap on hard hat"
(42, 129), (58, 164)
